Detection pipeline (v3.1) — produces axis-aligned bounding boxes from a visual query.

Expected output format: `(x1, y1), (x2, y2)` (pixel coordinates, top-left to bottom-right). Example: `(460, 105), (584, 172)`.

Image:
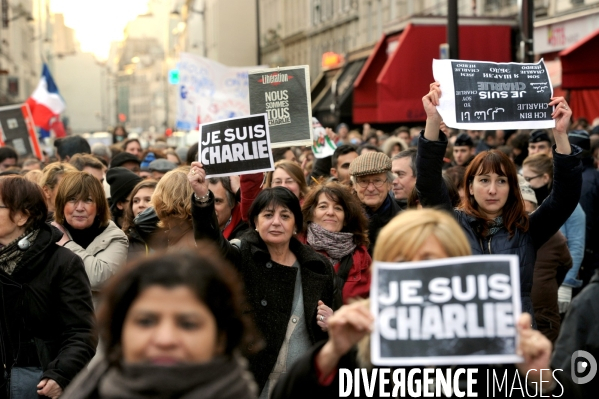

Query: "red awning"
(353, 24), (512, 124)
(559, 28), (599, 90)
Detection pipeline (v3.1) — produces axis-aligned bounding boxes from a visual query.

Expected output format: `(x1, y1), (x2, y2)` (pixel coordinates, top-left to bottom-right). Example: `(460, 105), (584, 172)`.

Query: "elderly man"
(349, 152), (401, 253)
(391, 148), (417, 208)
(206, 176), (247, 240)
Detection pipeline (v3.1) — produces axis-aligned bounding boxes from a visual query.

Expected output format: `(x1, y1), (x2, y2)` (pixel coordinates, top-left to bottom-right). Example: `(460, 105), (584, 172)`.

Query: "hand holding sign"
(188, 162), (209, 198)
(422, 82), (443, 141)
(549, 96), (573, 155)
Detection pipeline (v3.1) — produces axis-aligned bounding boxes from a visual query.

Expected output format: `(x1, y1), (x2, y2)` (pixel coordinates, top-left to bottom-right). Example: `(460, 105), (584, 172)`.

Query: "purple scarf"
(306, 222), (356, 265)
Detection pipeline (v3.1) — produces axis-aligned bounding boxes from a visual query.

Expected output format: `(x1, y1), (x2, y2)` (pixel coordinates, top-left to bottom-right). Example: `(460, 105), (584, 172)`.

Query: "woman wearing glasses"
(416, 82), (583, 318)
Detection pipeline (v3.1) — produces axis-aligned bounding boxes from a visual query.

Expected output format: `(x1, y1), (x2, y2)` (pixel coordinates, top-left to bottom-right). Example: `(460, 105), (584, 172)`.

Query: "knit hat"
(110, 152), (140, 168)
(106, 167), (142, 207)
(529, 130), (551, 144)
(518, 175), (537, 205)
(454, 133), (474, 147)
(568, 130), (590, 151)
(149, 159), (177, 173)
(140, 152), (156, 170)
(349, 152), (391, 177)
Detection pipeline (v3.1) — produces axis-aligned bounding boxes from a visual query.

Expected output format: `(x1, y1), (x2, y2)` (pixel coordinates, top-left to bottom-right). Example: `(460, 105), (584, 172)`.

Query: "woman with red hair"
(415, 82), (583, 318)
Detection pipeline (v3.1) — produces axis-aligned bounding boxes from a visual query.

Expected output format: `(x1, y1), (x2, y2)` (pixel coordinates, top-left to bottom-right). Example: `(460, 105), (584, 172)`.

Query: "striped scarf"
(306, 222), (356, 265)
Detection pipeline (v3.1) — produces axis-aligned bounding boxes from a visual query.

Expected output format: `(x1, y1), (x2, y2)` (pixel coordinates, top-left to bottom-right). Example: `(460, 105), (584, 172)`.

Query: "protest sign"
(176, 53), (261, 130)
(371, 255), (522, 366)
(311, 117), (336, 159)
(0, 104), (42, 159)
(433, 59), (554, 130)
(248, 65), (312, 148)
(198, 113), (274, 178)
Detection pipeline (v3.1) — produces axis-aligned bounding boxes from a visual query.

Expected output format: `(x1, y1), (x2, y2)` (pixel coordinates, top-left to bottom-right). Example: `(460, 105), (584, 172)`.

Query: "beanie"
(106, 167), (143, 208)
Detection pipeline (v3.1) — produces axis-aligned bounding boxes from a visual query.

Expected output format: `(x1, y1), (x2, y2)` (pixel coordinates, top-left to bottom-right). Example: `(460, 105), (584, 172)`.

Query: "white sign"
(534, 13), (599, 54)
(176, 53), (264, 131)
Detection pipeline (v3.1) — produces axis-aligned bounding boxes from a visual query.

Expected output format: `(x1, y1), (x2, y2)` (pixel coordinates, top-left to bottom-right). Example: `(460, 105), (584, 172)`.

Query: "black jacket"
(579, 159), (599, 272)
(0, 223), (97, 393)
(366, 194), (402, 254)
(191, 193), (340, 391)
(416, 132), (582, 316)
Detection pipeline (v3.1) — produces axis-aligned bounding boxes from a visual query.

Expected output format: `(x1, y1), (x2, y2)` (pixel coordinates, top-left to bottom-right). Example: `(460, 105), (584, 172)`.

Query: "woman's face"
(44, 174), (65, 213)
(311, 193), (345, 233)
(132, 187), (155, 217)
(0, 196), (28, 246)
(255, 205), (295, 247)
(468, 171), (510, 219)
(521, 165), (550, 189)
(271, 168), (301, 198)
(64, 197), (98, 229)
(393, 235), (449, 262)
(125, 141), (143, 159)
(122, 285), (221, 365)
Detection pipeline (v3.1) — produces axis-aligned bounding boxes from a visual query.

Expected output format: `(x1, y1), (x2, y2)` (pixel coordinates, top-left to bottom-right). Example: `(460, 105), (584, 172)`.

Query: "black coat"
(366, 194), (402, 254)
(579, 160), (599, 281)
(0, 223), (97, 393)
(416, 132), (583, 316)
(192, 193), (340, 391)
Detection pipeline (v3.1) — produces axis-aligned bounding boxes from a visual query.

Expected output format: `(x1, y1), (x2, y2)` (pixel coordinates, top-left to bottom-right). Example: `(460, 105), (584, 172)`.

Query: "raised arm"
(188, 162), (242, 265)
(415, 83), (452, 211)
(529, 97), (582, 249)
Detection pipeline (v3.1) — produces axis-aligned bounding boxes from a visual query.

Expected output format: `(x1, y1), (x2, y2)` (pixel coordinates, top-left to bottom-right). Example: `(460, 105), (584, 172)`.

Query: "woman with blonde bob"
(151, 166), (196, 250)
(273, 208), (562, 398)
(39, 162), (77, 216)
(52, 171), (128, 299)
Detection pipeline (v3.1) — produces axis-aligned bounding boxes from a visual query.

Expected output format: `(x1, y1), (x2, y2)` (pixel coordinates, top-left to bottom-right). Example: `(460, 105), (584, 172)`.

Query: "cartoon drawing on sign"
(486, 107), (505, 120)
(530, 83), (549, 93)
(461, 112), (470, 121)
(474, 111), (486, 120)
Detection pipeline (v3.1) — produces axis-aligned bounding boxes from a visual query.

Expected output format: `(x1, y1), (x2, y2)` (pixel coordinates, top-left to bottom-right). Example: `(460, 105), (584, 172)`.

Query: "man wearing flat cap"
(349, 152), (401, 253)
(528, 129), (553, 157)
(451, 133), (475, 168)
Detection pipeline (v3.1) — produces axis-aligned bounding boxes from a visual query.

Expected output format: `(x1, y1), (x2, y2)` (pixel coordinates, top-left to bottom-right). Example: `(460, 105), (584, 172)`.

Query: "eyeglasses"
(523, 174), (543, 182)
(0, 205), (7, 209)
(355, 177), (387, 188)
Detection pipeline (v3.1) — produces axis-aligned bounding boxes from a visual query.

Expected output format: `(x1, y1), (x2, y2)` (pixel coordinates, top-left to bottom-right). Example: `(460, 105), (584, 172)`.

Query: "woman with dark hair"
(300, 182), (371, 305)
(52, 172), (128, 302)
(121, 179), (158, 259)
(121, 138), (143, 160)
(61, 248), (258, 399)
(188, 162), (339, 398)
(112, 125), (128, 143)
(416, 82), (583, 316)
(0, 176), (96, 398)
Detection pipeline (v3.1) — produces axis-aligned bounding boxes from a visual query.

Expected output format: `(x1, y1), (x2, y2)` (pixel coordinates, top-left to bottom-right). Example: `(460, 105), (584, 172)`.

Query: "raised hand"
(549, 97), (572, 155)
(188, 161), (209, 198)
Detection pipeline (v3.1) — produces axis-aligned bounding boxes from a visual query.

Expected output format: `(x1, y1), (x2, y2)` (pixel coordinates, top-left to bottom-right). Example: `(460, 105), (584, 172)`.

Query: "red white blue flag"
(26, 64), (66, 137)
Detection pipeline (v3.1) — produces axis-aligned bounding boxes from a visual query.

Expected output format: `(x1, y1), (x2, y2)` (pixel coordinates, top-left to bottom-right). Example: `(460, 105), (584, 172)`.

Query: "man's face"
(528, 141), (551, 156)
(338, 126), (349, 138)
(83, 166), (104, 183)
(122, 161), (141, 175)
(354, 172), (390, 211)
(398, 132), (410, 143)
(0, 157), (16, 171)
(467, 130), (481, 140)
(495, 130), (505, 146)
(391, 157), (416, 200)
(209, 181), (234, 230)
(331, 151), (358, 184)
(453, 146), (473, 166)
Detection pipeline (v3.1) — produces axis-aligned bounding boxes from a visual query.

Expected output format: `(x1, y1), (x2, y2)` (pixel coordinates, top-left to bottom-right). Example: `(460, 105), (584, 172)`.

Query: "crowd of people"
(0, 86), (598, 398)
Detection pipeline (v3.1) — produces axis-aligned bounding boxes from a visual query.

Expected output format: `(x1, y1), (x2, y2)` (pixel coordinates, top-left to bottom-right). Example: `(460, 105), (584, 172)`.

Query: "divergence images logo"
(571, 350), (597, 384)
(257, 72), (293, 86)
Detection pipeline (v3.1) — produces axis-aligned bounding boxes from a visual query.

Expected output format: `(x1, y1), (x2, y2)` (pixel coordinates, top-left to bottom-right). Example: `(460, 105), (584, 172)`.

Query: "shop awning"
(312, 58), (367, 126)
(310, 68), (341, 104)
(353, 23), (513, 124)
(559, 28), (599, 89)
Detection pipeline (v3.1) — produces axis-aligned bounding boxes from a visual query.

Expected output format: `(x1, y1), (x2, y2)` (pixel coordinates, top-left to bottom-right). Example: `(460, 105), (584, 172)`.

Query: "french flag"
(26, 64), (66, 138)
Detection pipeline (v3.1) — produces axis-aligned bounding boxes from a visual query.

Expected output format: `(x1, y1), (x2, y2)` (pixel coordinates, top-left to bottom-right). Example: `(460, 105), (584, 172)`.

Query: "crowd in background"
(0, 89), (598, 398)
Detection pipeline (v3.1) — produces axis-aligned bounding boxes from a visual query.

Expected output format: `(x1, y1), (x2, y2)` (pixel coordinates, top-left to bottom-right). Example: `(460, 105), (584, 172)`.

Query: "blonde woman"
(151, 166), (195, 250)
(39, 162), (77, 216)
(272, 209), (562, 398)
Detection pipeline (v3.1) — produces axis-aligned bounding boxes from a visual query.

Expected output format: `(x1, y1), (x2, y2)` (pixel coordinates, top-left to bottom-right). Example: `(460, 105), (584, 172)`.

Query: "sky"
(50, 0), (150, 60)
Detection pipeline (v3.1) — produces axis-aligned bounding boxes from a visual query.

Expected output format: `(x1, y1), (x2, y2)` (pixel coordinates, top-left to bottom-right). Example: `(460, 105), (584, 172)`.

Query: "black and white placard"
(433, 59), (555, 130)
(198, 113), (274, 178)
(371, 255), (522, 366)
(248, 65), (313, 148)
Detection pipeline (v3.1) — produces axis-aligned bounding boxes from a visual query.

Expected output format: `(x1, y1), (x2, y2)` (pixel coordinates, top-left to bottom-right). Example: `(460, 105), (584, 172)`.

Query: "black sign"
(371, 256), (522, 366)
(248, 66), (312, 148)
(199, 114), (274, 178)
(452, 60), (552, 125)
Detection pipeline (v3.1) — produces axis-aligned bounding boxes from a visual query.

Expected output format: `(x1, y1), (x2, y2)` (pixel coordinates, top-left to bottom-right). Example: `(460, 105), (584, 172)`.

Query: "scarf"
(223, 205), (242, 240)
(306, 222), (356, 265)
(532, 184), (550, 205)
(468, 215), (504, 237)
(97, 357), (257, 399)
(65, 219), (107, 249)
(0, 229), (40, 275)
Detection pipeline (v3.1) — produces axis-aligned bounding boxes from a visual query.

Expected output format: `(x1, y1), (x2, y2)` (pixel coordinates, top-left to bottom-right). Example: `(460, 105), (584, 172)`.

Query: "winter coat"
(365, 194), (402, 254)
(191, 193), (340, 392)
(532, 231), (572, 343)
(298, 234), (371, 303)
(63, 220), (128, 292)
(416, 132), (583, 316)
(579, 159), (599, 281)
(551, 269), (599, 398)
(0, 223), (96, 393)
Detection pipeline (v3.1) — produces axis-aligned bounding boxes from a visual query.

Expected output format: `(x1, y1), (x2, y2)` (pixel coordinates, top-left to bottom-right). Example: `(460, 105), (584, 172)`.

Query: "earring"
(18, 234), (32, 250)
